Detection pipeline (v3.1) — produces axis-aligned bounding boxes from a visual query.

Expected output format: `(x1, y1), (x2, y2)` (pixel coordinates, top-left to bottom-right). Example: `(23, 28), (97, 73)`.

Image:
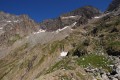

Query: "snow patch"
(6, 21), (12, 23)
(71, 22), (77, 27)
(6, 20), (20, 23)
(26, 36), (29, 39)
(38, 29), (46, 32)
(60, 51), (68, 57)
(13, 20), (19, 23)
(56, 26), (69, 33)
(33, 32), (36, 34)
(33, 29), (46, 34)
(0, 27), (3, 30)
(61, 16), (77, 19)
(56, 22), (77, 33)
(94, 16), (100, 19)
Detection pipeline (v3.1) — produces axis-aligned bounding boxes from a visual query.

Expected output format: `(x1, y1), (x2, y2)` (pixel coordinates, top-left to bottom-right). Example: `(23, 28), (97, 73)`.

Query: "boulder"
(101, 73), (109, 80)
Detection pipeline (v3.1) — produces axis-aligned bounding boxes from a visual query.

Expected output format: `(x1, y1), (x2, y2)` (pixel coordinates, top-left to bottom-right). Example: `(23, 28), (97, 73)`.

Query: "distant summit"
(40, 6), (101, 31)
(107, 0), (120, 11)
(107, 0), (120, 15)
(61, 6), (101, 18)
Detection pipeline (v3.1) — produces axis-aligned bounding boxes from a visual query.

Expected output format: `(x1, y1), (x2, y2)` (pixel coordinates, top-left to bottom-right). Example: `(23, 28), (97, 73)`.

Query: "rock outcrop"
(0, 12), (39, 47)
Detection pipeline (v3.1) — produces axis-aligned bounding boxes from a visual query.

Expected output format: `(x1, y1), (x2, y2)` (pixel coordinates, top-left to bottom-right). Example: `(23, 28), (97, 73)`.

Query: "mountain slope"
(0, 1), (120, 80)
(0, 6), (101, 80)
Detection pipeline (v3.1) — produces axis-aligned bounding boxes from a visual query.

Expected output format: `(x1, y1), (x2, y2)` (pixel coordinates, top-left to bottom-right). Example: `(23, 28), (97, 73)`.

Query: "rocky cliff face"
(0, 12), (39, 47)
(107, 0), (120, 15)
(107, 0), (120, 12)
(61, 6), (100, 18)
(40, 6), (101, 31)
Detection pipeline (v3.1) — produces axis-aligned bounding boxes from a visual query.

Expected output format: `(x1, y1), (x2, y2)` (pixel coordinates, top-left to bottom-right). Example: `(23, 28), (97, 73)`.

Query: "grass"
(0, 60), (16, 69)
(32, 55), (46, 79)
(42, 40), (65, 54)
(19, 59), (29, 69)
(0, 43), (29, 79)
(45, 58), (74, 74)
(45, 60), (63, 74)
(0, 66), (13, 80)
(36, 55), (45, 67)
(42, 43), (57, 54)
(77, 54), (113, 72)
(0, 59), (17, 80)
(0, 60), (7, 68)
(109, 41), (120, 47)
(49, 42), (59, 54)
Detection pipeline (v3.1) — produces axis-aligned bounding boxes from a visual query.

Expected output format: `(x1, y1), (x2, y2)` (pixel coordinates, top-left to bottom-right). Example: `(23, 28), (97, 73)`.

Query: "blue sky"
(0, 0), (112, 22)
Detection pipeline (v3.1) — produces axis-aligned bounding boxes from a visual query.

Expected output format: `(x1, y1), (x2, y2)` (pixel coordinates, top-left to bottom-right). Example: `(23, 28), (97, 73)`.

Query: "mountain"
(107, 0), (120, 15)
(0, 1), (120, 80)
(0, 12), (40, 48)
(40, 6), (101, 31)
(107, 0), (120, 12)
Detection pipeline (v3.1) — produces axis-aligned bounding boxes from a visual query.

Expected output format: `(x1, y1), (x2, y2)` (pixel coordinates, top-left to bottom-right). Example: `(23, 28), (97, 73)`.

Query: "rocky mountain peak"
(106, 0), (120, 15)
(0, 12), (18, 21)
(107, 0), (120, 12)
(40, 5), (101, 31)
(62, 5), (101, 18)
(0, 11), (39, 47)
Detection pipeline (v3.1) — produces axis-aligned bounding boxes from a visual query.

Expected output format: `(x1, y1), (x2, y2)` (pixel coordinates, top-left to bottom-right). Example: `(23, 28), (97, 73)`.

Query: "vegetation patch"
(49, 42), (59, 54)
(36, 55), (45, 67)
(77, 54), (113, 72)
(0, 66), (13, 80)
(109, 41), (120, 47)
(42, 40), (66, 54)
(46, 58), (74, 74)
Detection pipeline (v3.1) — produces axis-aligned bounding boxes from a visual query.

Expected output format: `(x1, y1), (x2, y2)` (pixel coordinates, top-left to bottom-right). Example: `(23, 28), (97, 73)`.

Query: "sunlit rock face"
(0, 12), (39, 47)
(39, 6), (101, 31)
